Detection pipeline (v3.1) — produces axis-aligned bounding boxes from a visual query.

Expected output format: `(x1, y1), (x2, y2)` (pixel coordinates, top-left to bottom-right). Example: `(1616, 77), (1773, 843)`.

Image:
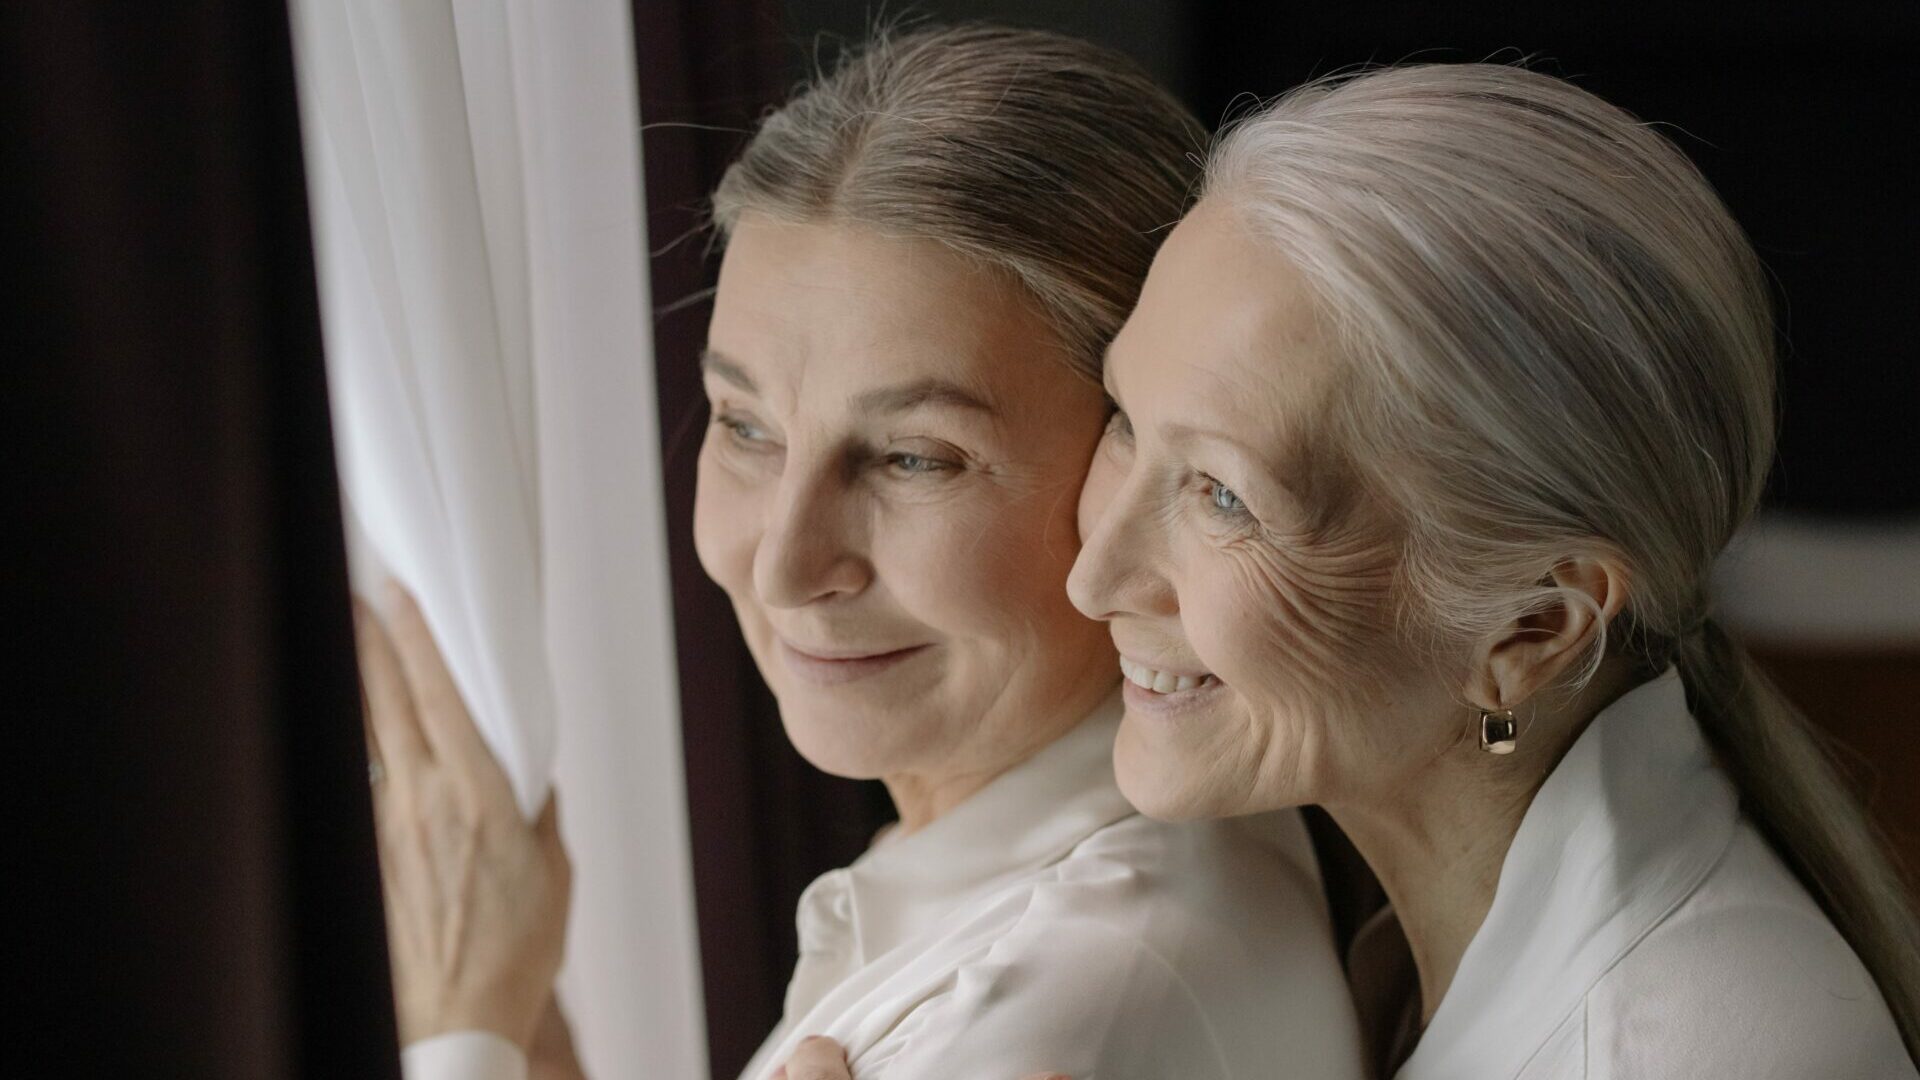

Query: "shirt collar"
(1400, 668), (1741, 1078)
(841, 688), (1136, 962)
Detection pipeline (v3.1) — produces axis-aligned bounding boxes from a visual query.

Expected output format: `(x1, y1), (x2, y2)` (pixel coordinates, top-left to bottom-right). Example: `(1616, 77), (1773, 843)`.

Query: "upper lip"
(780, 639), (927, 662)
(1117, 652), (1212, 678)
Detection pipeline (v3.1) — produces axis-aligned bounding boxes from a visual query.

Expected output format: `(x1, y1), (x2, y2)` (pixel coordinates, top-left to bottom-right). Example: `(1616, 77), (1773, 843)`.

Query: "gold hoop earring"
(1479, 709), (1519, 755)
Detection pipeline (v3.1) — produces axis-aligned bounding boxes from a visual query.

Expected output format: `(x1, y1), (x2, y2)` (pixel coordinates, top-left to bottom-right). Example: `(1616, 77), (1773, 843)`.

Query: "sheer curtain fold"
(291, 1), (705, 1075)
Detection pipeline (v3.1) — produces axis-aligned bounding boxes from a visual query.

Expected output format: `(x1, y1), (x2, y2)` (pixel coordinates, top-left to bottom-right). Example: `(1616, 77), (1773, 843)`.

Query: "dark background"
(6, 1), (1912, 1075)
(644, 2), (1920, 1075)
(8, 4), (399, 1075)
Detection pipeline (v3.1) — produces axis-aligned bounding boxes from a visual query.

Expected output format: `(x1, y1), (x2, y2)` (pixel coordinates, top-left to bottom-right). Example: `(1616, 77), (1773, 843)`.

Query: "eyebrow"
(703, 348), (996, 418)
(1162, 421), (1263, 459)
(699, 349), (756, 394)
(853, 378), (997, 418)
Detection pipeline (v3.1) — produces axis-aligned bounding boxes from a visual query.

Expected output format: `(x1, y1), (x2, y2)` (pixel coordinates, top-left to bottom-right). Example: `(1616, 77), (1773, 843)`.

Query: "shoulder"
(858, 811), (1366, 1079)
(1061, 808), (1328, 928)
(1029, 808), (1344, 985)
(860, 912), (1231, 1080)
(1583, 823), (1914, 1078)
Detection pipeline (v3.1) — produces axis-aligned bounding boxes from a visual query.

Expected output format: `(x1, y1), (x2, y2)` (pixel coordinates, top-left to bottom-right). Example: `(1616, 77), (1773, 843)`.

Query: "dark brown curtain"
(5, 4), (398, 1075)
(632, 6), (898, 1076)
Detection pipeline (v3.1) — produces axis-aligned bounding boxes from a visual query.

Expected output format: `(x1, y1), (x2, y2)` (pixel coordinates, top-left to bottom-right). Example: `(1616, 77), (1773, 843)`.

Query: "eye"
(885, 451), (954, 475)
(714, 412), (774, 448)
(1203, 474), (1247, 515)
(1104, 407), (1135, 444)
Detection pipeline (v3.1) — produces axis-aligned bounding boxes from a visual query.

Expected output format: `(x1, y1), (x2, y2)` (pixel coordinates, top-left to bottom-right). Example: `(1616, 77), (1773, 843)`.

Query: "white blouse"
(1381, 668), (1914, 1079)
(737, 691), (1367, 1080)
(406, 692), (1367, 1080)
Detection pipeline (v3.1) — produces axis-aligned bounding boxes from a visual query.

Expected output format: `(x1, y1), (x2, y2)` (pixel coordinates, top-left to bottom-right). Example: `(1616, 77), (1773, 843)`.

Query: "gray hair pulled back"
(711, 24), (1206, 382)
(1207, 63), (1920, 1059)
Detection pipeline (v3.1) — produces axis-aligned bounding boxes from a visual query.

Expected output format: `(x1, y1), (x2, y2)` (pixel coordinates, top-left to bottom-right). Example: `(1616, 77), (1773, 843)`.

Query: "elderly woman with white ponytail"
(792, 62), (1920, 1080)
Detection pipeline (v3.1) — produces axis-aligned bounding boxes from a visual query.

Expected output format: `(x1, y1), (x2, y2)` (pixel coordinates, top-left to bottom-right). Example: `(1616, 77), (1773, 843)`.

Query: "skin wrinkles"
(1073, 198), (1422, 821)
(1073, 194), (1646, 1021)
(1087, 214), (1445, 821)
(1202, 524), (1407, 813)
(696, 214), (1118, 833)
(1224, 537), (1393, 681)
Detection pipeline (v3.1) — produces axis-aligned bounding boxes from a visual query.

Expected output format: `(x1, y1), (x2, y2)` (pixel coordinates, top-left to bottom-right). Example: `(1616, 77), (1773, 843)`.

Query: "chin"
(1111, 718), (1220, 822)
(775, 695), (914, 780)
(1113, 704), (1312, 822)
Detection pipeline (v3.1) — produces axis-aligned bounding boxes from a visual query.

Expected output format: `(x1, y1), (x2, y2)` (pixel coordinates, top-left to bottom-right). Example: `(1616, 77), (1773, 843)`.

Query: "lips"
(778, 639), (931, 687)
(1118, 653), (1225, 717)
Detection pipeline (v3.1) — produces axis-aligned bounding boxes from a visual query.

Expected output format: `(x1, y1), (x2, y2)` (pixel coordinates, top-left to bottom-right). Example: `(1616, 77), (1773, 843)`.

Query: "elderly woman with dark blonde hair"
(356, 26), (1369, 1080)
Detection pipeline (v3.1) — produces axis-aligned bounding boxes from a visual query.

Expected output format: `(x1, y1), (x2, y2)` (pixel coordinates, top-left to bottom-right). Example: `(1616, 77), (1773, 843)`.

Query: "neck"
(1328, 659), (1643, 1022)
(884, 769), (1001, 835)
(1330, 757), (1539, 1023)
(884, 677), (1116, 835)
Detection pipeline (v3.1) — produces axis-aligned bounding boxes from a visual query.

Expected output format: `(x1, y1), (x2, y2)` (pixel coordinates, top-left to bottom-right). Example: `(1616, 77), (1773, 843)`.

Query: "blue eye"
(719, 416), (765, 442)
(888, 452), (948, 475)
(1206, 476), (1246, 514)
(714, 413), (776, 451)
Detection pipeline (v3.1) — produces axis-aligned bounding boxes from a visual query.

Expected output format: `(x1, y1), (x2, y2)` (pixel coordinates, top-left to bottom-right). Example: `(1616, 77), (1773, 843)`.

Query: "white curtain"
(289, 2), (707, 1076)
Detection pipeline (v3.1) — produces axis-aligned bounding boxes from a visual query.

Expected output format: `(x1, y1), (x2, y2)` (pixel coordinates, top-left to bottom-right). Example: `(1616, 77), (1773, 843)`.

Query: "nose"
(1067, 467), (1176, 621)
(752, 466), (872, 608)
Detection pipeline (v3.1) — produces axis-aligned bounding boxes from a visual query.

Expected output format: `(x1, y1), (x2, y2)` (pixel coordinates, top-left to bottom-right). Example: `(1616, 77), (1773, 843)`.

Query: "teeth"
(1119, 656), (1212, 695)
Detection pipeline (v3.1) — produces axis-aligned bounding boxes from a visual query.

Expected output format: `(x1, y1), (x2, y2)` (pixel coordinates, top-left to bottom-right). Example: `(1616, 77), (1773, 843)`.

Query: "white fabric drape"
(290, 2), (706, 1075)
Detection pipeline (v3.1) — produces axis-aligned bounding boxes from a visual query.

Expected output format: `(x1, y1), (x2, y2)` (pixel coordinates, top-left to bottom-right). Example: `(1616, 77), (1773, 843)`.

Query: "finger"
(782, 1036), (850, 1080)
(359, 690), (383, 784)
(536, 793), (572, 883)
(537, 790), (561, 835)
(356, 621), (389, 788)
(384, 582), (513, 797)
(354, 595), (430, 772)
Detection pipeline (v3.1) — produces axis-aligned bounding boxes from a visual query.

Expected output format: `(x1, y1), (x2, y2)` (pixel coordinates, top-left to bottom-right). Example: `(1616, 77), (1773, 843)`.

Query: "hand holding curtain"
(355, 584), (571, 1051)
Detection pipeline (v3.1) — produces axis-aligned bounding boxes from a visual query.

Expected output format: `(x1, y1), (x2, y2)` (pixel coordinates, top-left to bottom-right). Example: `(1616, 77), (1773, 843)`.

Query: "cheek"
(885, 477), (1103, 683)
(890, 494), (1073, 637)
(1159, 532), (1409, 810)
(1203, 533), (1400, 709)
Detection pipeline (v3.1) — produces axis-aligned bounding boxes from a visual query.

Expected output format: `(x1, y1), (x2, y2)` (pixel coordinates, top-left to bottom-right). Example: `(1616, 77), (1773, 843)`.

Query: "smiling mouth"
(779, 640), (931, 687)
(1119, 655), (1218, 695)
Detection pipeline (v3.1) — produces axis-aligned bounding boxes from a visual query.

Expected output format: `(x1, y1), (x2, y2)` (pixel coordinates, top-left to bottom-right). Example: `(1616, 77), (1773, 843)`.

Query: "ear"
(1463, 554), (1631, 711)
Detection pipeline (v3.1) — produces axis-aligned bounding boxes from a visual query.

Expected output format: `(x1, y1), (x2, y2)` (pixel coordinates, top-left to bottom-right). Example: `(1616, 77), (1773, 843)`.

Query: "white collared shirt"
(406, 693), (1367, 1080)
(1388, 669), (1915, 1079)
(737, 691), (1367, 1080)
